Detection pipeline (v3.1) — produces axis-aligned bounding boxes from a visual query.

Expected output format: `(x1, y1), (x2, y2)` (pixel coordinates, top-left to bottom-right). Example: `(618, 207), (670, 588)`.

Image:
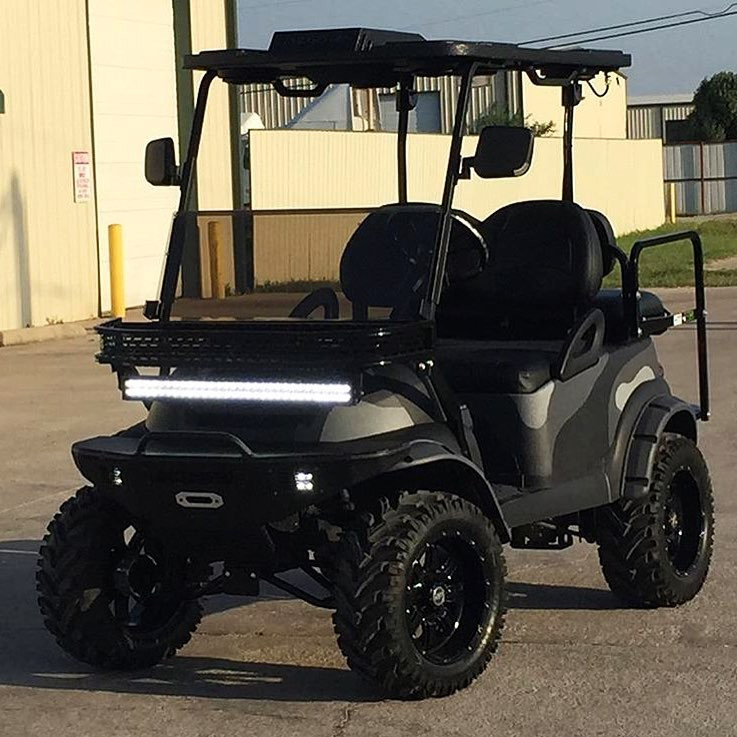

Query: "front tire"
(37, 486), (202, 669)
(597, 433), (714, 608)
(332, 491), (507, 699)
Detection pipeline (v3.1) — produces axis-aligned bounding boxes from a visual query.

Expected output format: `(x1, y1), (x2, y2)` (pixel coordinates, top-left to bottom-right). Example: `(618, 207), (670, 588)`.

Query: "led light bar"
(124, 378), (353, 405)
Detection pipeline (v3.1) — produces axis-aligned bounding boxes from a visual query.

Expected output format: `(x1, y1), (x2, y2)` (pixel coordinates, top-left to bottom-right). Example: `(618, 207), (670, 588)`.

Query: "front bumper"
(72, 430), (410, 537)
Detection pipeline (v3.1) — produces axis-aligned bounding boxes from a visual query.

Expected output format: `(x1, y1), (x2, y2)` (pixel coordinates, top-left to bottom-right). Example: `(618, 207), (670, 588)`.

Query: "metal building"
(627, 93), (694, 141)
(0, 0), (237, 332)
(241, 73), (522, 134)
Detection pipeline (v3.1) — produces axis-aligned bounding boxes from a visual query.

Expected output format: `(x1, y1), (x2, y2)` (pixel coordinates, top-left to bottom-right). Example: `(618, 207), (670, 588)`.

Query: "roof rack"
(184, 27), (631, 87)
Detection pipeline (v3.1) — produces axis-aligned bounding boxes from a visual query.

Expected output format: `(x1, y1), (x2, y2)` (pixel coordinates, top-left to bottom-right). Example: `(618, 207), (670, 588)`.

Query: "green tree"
(471, 103), (555, 137)
(686, 71), (737, 142)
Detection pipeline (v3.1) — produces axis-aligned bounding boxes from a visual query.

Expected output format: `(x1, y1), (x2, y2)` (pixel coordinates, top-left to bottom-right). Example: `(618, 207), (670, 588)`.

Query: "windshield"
(163, 75), (492, 323)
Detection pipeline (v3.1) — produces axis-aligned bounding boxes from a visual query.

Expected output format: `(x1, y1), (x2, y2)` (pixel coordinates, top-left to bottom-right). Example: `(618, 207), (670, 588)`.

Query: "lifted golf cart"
(37, 28), (713, 699)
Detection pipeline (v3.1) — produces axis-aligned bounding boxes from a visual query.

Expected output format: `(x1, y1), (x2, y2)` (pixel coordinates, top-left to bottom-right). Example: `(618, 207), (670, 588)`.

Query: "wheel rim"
(664, 468), (705, 575)
(106, 525), (185, 633)
(404, 532), (490, 666)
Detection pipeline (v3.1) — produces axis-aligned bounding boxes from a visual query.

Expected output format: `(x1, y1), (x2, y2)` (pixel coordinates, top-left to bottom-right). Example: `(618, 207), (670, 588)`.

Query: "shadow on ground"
(0, 539), (620, 702)
(506, 581), (622, 611)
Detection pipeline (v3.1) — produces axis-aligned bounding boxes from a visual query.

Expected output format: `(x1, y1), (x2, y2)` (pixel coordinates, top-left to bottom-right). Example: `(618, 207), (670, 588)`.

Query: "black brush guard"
(96, 318), (435, 375)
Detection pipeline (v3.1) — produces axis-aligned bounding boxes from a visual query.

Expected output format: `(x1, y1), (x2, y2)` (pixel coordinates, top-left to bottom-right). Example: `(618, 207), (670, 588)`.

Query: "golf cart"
(37, 28), (714, 699)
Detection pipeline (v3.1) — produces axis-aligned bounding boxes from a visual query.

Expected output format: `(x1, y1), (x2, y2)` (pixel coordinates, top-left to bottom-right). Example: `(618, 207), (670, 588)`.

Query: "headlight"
(123, 377), (354, 405)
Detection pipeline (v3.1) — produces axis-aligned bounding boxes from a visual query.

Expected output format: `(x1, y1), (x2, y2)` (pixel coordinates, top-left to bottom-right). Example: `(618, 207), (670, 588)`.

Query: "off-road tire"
(37, 486), (202, 669)
(597, 433), (714, 608)
(332, 491), (506, 699)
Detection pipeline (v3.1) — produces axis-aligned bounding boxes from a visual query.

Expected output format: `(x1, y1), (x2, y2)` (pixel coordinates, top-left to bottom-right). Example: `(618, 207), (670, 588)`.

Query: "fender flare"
(619, 395), (698, 500)
(368, 440), (511, 542)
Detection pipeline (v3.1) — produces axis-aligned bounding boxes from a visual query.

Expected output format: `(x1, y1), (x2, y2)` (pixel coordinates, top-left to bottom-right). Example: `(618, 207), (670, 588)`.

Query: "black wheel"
(597, 433), (714, 608)
(37, 486), (202, 669)
(332, 491), (507, 699)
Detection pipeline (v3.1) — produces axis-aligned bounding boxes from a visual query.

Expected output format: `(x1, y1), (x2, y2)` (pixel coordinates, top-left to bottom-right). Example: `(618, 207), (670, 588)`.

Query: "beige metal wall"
(189, 0), (233, 211)
(253, 211), (367, 284)
(87, 0), (180, 311)
(627, 104), (694, 139)
(522, 72), (628, 139)
(249, 129), (664, 284)
(0, 0), (98, 330)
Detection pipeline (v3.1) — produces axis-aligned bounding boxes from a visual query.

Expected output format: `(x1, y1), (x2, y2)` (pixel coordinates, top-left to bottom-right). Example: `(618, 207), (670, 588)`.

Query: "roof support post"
(561, 81), (582, 202)
(157, 70), (217, 321)
(396, 79), (416, 204)
(423, 64), (478, 318)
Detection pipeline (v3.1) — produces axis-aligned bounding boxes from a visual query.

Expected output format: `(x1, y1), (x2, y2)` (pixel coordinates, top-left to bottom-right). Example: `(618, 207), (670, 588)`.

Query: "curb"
(0, 322), (90, 348)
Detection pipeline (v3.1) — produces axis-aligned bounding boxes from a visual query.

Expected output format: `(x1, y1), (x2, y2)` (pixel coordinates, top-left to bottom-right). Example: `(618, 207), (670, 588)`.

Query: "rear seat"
(587, 209), (669, 342)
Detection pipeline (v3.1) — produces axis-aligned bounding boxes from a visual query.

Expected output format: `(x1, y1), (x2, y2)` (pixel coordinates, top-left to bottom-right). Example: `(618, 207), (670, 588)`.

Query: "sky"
(237, 0), (737, 97)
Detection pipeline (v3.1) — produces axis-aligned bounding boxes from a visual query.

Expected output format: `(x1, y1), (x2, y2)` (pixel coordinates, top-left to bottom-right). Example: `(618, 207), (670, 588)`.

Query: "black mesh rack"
(96, 319), (435, 373)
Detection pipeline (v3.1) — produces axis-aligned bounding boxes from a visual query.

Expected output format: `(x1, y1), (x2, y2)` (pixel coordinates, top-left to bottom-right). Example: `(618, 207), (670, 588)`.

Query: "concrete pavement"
(1, 288), (735, 737)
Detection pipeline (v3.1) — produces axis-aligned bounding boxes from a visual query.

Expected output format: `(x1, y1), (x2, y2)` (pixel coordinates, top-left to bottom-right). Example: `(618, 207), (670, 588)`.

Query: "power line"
(404, 1), (552, 32)
(546, 6), (737, 48)
(522, 9), (705, 46)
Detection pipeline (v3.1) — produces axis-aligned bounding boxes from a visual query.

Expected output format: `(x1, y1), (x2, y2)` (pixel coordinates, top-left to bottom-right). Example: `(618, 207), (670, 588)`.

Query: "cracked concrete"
(1, 288), (736, 736)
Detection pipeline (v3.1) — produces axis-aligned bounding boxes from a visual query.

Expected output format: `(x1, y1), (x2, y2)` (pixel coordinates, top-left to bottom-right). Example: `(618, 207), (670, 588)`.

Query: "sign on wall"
(72, 151), (92, 203)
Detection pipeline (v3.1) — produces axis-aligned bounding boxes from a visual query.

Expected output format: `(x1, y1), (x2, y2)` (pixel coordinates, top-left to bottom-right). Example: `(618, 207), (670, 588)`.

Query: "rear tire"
(332, 491), (506, 699)
(37, 486), (202, 669)
(597, 433), (714, 608)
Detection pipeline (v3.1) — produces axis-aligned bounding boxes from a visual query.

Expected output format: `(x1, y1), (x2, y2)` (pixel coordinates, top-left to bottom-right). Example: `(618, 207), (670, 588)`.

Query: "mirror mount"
(459, 157), (475, 180)
(145, 137), (181, 187)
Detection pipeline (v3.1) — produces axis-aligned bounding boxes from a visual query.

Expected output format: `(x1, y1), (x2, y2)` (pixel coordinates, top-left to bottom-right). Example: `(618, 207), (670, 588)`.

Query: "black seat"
(594, 288), (669, 341)
(436, 200), (604, 395)
(437, 200), (603, 341)
(436, 340), (562, 394)
(340, 203), (487, 321)
(585, 209), (669, 341)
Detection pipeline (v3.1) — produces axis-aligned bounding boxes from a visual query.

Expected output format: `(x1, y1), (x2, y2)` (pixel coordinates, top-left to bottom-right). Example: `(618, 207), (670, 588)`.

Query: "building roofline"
(627, 93), (693, 107)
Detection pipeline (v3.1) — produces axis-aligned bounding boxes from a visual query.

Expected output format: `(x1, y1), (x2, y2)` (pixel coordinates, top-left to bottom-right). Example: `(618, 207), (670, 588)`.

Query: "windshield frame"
(155, 64), (479, 324)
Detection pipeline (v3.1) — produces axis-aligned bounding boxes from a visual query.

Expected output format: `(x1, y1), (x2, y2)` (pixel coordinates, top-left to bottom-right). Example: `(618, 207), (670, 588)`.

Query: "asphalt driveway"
(0, 288), (735, 737)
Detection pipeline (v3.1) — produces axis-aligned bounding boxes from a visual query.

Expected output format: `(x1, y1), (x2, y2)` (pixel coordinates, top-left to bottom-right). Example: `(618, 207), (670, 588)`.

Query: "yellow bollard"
(667, 182), (677, 224)
(207, 221), (226, 299)
(108, 224), (125, 318)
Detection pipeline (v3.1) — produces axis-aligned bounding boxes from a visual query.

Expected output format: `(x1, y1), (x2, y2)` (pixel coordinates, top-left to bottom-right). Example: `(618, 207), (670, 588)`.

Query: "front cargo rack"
(96, 318), (435, 373)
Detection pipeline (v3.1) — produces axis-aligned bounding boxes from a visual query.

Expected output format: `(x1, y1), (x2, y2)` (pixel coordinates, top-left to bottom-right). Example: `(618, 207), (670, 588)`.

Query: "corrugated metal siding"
(253, 211), (367, 284)
(241, 73), (517, 133)
(627, 104), (694, 139)
(627, 107), (662, 139)
(190, 0), (234, 210)
(0, 0), (98, 330)
(665, 141), (737, 214)
(87, 0), (180, 311)
(249, 131), (665, 283)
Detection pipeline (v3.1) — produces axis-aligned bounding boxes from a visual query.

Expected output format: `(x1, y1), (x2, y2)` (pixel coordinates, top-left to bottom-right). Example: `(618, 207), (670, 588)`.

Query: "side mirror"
(145, 137), (180, 186)
(461, 126), (534, 179)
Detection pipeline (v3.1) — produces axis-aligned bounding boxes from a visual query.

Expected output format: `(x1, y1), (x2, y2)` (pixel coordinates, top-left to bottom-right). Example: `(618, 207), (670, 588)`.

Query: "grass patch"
(254, 279), (340, 293)
(606, 218), (737, 288)
(251, 218), (737, 293)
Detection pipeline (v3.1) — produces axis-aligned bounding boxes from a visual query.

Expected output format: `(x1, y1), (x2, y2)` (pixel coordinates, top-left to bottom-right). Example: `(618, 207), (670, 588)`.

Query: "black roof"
(185, 27), (631, 87)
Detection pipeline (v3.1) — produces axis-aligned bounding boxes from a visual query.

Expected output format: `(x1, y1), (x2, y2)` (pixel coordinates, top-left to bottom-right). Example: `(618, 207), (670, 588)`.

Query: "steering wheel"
(289, 287), (340, 319)
(445, 214), (490, 285)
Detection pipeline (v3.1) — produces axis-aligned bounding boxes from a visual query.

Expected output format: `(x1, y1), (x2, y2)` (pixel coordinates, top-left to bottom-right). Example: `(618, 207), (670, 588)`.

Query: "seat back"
(340, 203), (487, 320)
(340, 204), (437, 319)
(437, 200), (603, 339)
(587, 209), (618, 277)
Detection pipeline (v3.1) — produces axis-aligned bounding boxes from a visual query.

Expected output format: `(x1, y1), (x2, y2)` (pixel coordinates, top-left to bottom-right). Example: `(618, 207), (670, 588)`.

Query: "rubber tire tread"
(332, 490), (506, 699)
(597, 433), (714, 608)
(36, 486), (203, 669)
